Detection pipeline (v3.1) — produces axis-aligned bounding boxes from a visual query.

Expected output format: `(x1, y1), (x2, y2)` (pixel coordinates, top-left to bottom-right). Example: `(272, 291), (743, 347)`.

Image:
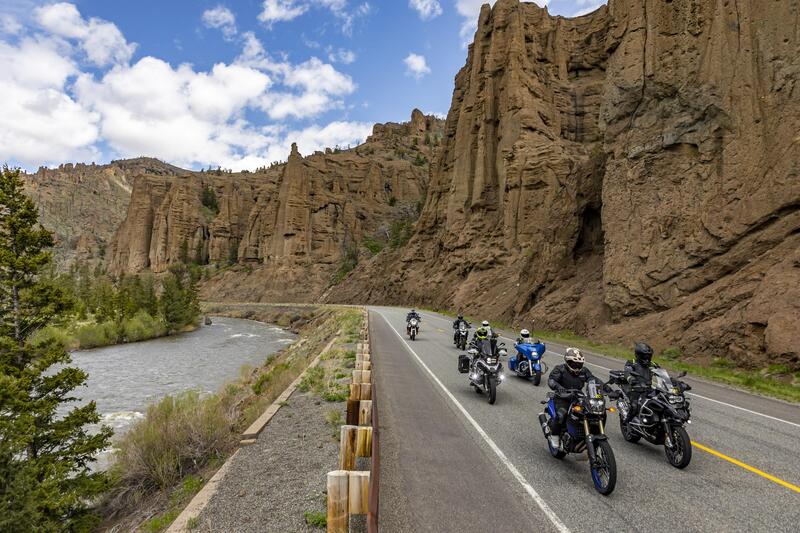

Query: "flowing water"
(69, 316), (296, 440)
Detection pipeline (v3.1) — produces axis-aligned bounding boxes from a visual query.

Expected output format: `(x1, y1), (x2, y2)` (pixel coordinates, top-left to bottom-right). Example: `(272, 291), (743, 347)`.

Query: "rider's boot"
(548, 435), (561, 449)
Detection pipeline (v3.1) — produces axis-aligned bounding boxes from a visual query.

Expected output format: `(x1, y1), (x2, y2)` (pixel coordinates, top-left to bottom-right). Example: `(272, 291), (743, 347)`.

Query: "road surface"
(369, 306), (799, 533)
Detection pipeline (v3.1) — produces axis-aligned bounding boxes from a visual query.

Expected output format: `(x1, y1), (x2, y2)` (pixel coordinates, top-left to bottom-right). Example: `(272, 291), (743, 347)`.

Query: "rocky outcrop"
(326, 0), (800, 368)
(108, 111), (443, 302)
(22, 158), (183, 267)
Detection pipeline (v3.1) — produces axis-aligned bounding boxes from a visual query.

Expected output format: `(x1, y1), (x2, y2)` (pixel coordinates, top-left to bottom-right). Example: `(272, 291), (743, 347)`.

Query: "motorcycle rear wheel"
(590, 440), (617, 495)
(487, 377), (497, 404)
(665, 426), (692, 469)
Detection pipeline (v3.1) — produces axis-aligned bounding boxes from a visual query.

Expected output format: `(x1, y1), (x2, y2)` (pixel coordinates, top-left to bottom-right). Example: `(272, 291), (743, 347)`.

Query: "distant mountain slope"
(22, 158), (184, 268)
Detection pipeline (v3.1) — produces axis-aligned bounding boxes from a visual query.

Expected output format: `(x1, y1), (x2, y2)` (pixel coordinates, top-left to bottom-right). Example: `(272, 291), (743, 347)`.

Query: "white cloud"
(0, 37), (99, 166)
(409, 0), (442, 21)
(327, 47), (356, 64)
(35, 2), (136, 66)
(258, 0), (310, 25)
(0, 3), (364, 171)
(202, 5), (238, 39)
(456, 0), (549, 42)
(0, 14), (22, 35)
(573, 1), (606, 17)
(403, 53), (430, 80)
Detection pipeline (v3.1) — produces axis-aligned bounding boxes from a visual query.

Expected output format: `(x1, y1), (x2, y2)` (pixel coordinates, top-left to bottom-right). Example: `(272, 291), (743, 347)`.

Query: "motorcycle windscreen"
(476, 339), (493, 357)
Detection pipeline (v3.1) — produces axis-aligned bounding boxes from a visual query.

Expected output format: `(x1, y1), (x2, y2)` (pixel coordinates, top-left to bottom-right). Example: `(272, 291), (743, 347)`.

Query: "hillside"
(325, 0), (800, 369)
(22, 158), (184, 268)
(108, 110), (444, 302)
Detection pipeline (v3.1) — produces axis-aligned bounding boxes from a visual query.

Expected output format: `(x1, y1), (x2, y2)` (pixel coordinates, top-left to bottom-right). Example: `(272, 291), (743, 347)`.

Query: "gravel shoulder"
(194, 387), (344, 532)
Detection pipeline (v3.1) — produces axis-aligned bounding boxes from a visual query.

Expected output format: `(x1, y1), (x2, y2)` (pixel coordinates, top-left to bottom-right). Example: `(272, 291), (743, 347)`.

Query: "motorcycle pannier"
(458, 354), (470, 373)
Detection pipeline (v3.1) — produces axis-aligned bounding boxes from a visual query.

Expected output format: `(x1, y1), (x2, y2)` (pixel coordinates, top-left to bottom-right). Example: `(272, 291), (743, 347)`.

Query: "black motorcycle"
(458, 338), (507, 404)
(608, 367), (693, 469)
(538, 381), (617, 495)
(454, 322), (470, 350)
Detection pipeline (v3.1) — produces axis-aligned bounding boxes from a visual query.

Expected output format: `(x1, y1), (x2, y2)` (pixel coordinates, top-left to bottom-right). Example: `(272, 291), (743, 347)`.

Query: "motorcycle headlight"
(486, 357), (498, 364)
(668, 394), (684, 404)
(589, 398), (605, 413)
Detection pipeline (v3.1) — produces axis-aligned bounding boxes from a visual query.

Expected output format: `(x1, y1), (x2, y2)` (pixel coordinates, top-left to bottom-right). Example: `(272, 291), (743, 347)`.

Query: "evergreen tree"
(0, 166), (112, 531)
(160, 265), (200, 332)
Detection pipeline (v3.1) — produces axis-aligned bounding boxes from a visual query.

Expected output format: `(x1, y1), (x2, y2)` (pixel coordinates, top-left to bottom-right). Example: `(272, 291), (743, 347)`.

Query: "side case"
(457, 354), (470, 373)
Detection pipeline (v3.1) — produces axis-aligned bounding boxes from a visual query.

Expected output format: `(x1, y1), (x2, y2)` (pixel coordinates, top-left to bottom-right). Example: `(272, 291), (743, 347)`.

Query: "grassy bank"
(423, 307), (800, 404)
(98, 304), (363, 532)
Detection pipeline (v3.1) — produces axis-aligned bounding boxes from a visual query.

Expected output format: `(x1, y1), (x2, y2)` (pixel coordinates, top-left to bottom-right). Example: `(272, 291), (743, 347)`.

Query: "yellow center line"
(692, 441), (800, 495)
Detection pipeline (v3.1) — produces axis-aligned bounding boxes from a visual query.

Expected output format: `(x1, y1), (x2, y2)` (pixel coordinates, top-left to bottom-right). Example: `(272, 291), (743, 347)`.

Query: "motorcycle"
(458, 338), (507, 404)
(407, 318), (420, 341)
(454, 323), (470, 350)
(538, 381), (618, 495)
(608, 367), (693, 469)
(509, 341), (547, 385)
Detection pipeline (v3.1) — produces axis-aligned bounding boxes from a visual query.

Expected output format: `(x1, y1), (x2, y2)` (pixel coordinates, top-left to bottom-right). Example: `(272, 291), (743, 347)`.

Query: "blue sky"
(0, 0), (606, 170)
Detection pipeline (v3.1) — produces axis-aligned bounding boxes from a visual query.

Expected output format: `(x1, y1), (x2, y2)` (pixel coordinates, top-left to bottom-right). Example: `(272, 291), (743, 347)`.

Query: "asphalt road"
(370, 306), (800, 533)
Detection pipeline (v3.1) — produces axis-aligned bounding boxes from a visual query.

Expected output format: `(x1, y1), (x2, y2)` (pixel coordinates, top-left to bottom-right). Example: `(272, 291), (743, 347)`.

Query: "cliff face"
(327, 0), (800, 368)
(108, 110), (443, 302)
(22, 158), (183, 268)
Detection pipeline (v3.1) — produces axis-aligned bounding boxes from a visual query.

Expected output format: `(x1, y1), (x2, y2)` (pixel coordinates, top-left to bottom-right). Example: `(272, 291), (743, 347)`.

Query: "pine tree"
(0, 166), (112, 531)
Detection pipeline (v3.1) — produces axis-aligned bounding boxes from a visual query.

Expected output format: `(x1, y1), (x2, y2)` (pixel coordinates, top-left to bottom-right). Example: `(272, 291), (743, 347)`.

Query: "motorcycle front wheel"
(665, 426), (692, 469)
(487, 377), (497, 404)
(590, 440), (617, 495)
(410, 330), (416, 341)
(532, 370), (541, 386)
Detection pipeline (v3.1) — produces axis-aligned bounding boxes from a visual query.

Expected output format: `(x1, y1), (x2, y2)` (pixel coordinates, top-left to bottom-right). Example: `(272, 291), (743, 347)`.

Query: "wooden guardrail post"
(359, 383), (372, 401)
(339, 425), (358, 470)
(358, 399), (372, 426)
(356, 426), (372, 458)
(346, 399), (359, 426)
(327, 470), (349, 533)
(348, 471), (370, 516)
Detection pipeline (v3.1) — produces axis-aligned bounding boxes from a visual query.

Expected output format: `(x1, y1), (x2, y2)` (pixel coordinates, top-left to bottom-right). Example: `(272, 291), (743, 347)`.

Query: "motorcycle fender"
(547, 399), (556, 418)
(589, 434), (608, 443)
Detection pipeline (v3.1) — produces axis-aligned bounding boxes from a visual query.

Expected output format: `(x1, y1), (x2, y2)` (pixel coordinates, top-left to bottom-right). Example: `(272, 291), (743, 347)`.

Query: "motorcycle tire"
(664, 426), (692, 469)
(532, 370), (541, 386)
(619, 417), (641, 443)
(487, 377), (497, 405)
(410, 331), (416, 341)
(590, 440), (617, 495)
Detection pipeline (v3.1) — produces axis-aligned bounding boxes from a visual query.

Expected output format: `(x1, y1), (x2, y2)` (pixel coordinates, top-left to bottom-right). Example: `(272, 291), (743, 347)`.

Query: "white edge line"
(375, 310), (571, 533)
(418, 311), (800, 431)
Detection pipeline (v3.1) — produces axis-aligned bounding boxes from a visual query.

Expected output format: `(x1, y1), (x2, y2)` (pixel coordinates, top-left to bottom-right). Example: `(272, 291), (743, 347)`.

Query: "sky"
(0, 0), (607, 171)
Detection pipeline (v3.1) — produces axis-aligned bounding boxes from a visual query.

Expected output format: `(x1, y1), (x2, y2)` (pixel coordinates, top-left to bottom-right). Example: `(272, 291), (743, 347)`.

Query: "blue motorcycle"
(509, 342), (547, 385)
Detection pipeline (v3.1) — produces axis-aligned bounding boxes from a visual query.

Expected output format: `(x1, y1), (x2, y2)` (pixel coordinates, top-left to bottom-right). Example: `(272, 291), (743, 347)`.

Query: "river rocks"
(325, 0), (800, 367)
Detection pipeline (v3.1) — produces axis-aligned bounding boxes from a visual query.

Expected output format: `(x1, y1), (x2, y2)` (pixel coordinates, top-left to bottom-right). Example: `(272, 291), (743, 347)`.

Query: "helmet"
(634, 342), (653, 366)
(519, 329), (530, 339)
(457, 314), (464, 320)
(475, 327), (488, 340)
(482, 320), (490, 327)
(411, 309), (416, 313)
(564, 347), (584, 373)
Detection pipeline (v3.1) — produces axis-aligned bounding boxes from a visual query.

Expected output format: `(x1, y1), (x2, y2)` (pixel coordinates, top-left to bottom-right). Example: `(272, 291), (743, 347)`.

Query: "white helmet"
(482, 320), (490, 327)
(564, 347), (584, 372)
(519, 329), (530, 339)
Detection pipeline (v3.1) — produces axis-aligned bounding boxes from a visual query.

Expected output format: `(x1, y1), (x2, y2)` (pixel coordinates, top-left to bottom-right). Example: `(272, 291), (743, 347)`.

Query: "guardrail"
(327, 308), (379, 532)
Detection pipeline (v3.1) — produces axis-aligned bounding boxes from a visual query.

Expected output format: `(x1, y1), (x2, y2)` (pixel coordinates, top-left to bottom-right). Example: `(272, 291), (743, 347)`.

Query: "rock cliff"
(22, 158), (183, 267)
(108, 110), (443, 302)
(326, 0), (800, 368)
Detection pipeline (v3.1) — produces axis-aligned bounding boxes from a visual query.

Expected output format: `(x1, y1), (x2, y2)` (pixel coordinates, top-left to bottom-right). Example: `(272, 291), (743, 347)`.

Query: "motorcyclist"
(406, 309), (421, 335)
(546, 348), (605, 449)
(622, 342), (656, 423)
(516, 328), (540, 345)
(481, 320), (492, 336)
(469, 327), (490, 365)
(452, 314), (470, 343)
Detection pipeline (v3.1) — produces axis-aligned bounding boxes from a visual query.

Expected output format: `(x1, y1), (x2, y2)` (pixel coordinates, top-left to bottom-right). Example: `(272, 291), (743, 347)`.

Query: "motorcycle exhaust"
(538, 413), (550, 437)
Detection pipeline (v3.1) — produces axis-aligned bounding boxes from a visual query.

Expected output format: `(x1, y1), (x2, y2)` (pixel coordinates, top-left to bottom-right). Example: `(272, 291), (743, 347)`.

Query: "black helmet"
(457, 314), (464, 319)
(634, 342), (653, 365)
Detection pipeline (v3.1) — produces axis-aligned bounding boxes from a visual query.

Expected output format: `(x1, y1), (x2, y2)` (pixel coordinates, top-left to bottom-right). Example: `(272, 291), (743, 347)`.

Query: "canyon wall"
(327, 0), (800, 368)
(108, 110), (443, 302)
(22, 158), (183, 267)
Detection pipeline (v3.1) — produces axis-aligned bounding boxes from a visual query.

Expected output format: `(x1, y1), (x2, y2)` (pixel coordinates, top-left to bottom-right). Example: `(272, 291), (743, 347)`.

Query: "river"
(70, 316), (296, 438)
